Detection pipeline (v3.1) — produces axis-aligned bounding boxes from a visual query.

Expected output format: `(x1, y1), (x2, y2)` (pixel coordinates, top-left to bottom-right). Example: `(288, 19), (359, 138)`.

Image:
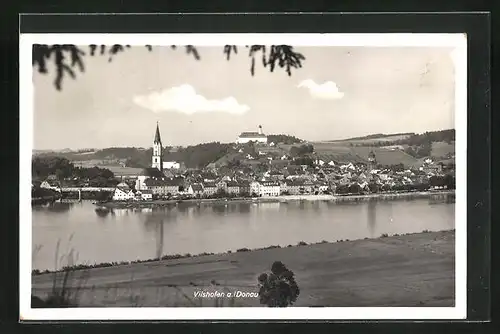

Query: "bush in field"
(258, 261), (300, 307)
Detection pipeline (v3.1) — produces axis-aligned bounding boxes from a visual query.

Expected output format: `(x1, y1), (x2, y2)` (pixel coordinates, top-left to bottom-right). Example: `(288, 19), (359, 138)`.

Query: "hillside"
(310, 144), (419, 168)
(329, 132), (415, 144)
(32, 130), (454, 171)
(431, 141), (455, 158)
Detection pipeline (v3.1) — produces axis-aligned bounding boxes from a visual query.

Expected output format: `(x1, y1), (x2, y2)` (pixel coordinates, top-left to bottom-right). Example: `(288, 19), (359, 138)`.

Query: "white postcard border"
(20, 33), (467, 321)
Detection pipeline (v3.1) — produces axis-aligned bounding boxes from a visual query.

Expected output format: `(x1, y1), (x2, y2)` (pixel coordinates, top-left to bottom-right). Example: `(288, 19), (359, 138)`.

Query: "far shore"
(96, 189), (455, 209)
(32, 229), (455, 307)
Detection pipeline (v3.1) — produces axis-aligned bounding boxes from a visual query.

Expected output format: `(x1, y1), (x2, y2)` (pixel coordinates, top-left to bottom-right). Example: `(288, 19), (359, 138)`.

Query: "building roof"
(154, 122), (162, 144)
(143, 168), (165, 179)
(259, 181), (279, 186)
(190, 184), (204, 191)
(285, 179), (305, 187)
(44, 180), (60, 187)
(144, 178), (181, 187)
(238, 132), (267, 138)
(115, 187), (132, 193)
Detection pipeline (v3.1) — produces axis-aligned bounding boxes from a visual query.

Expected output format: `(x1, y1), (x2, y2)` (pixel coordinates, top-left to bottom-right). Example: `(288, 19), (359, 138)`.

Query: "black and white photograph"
(20, 33), (467, 320)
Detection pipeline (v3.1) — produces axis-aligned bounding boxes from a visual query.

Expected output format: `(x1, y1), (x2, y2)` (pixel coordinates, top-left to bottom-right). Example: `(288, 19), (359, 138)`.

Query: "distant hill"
(32, 130), (454, 170)
(34, 142), (234, 170)
(325, 129), (455, 146)
(331, 132), (416, 143)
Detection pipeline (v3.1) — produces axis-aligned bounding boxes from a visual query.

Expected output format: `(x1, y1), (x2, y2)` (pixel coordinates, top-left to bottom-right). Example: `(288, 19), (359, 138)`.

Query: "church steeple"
(151, 122), (163, 171)
(154, 122), (162, 145)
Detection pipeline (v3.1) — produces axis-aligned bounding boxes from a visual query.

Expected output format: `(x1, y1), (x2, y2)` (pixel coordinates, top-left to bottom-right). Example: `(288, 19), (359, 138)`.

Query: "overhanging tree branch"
(32, 44), (306, 91)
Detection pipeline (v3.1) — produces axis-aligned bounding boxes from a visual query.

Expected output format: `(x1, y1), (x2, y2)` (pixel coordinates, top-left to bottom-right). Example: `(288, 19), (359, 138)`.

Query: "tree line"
(335, 174), (455, 195)
(289, 144), (314, 157)
(267, 134), (303, 145)
(352, 129), (455, 159)
(32, 156), (119, 187)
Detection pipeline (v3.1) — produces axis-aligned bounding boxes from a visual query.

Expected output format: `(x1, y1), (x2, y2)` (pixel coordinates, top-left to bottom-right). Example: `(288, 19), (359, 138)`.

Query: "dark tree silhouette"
(33, 44), (306, 91)
(258, 261), (300, 307)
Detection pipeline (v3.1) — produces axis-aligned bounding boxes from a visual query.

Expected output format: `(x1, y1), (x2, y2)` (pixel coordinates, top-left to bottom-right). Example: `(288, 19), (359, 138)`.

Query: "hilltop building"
(236, 125), (268, 145)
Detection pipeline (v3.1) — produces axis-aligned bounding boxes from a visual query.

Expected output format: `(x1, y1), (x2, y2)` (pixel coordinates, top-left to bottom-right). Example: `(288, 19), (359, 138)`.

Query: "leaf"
(89, 45), (97, 56)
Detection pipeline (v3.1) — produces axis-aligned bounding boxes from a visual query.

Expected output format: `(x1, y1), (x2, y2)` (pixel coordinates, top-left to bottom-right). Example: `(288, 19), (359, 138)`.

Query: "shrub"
(257, 261), (300, 307)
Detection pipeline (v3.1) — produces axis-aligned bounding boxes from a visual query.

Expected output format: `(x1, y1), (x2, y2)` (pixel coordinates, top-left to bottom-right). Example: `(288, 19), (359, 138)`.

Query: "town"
(32, 124), (456, 204)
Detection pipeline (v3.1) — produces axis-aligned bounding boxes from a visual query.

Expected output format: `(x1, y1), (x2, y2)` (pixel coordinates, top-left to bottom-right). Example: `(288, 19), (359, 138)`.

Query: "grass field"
(32, 230), (455, 307)
(431, 141), (455, 158)
(74, 151), (97, 156)
(310, 142), (419, 167)
(351, 147), (418, 167)
(325, 134), (413, 145)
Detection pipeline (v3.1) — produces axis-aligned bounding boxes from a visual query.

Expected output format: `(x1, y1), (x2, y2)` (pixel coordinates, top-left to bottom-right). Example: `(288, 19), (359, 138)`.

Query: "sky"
(33, 45), (456, 150)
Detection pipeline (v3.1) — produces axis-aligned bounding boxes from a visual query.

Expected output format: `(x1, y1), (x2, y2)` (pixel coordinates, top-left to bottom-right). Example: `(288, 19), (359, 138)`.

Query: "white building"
(137, 189), (153, 201)
(40, 179), (61, 192)
(135, 175), (149, 191)
(187, 183), (204, 196)
(250, 180), (281, 197)
(314, 159), (325, 166)
(112, 187), (135, 201)
(163, 161), (180, 169)
(236, 125), (268, 144)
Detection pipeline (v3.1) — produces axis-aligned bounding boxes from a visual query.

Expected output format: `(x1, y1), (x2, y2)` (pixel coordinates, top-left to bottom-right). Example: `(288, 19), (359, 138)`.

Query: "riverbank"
(96, 189), (455, 209)
(31, 230), (455, 307)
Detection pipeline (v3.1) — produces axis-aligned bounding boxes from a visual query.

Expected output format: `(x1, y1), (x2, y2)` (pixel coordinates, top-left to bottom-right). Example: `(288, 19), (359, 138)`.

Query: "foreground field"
(32, 230), (455, 307)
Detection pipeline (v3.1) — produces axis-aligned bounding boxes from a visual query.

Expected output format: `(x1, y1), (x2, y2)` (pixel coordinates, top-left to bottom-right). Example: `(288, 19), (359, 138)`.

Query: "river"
(32, 194), (455, 271)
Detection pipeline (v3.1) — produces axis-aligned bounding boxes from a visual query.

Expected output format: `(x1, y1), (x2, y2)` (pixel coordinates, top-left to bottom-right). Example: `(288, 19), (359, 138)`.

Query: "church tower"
(368, 150), (377, 171)
(152, 122), (163, 171)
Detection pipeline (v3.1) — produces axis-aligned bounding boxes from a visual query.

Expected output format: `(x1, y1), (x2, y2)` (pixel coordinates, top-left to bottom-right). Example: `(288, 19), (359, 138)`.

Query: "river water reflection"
(32, 195), (455, 270)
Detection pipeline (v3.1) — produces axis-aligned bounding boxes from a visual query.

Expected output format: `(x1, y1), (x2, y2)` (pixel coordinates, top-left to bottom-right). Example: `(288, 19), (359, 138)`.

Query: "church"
(236, 125), (268, 144)
(151, 122), (180, 171)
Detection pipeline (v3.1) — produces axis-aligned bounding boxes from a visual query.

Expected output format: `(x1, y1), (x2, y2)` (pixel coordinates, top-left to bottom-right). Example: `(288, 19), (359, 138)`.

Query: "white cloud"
(133, 84), (250, 115)
(298, 80), (345, 100)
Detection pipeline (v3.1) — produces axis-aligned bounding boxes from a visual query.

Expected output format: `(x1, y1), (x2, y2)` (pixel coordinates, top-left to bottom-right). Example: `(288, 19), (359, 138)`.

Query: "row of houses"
(112, 182), (153, 201)
(112, 176), (333, 201)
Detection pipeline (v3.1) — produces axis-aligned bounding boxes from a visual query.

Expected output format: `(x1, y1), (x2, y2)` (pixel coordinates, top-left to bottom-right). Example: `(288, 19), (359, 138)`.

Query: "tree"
(267, 134), (303, 145)
(348, 183), (362, 194)
(289, 144), (314, 157)
(443, 174), (455, 189)
(258, 261), (300, 307)
(33, 45), (306, 91)
(335, 184), (350, 195)
(389, 163), (405, 172)
(368, 182), (380, 193)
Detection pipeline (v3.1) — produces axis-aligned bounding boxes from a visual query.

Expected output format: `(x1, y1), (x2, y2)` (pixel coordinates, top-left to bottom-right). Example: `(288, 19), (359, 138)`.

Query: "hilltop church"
(236, 125), (268, 144)
(151, 122), (180, 171)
